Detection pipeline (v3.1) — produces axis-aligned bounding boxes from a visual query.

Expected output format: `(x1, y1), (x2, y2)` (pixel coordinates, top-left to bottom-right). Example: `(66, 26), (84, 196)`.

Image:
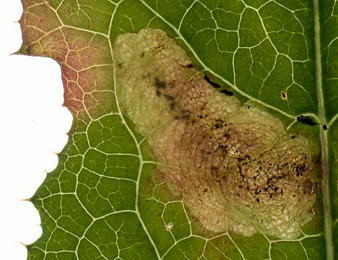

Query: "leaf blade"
(18, 0), (336, 259)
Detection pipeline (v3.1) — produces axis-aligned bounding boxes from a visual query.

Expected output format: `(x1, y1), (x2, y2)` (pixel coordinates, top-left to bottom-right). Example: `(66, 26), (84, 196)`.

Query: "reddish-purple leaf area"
(19, 1), (114, 120)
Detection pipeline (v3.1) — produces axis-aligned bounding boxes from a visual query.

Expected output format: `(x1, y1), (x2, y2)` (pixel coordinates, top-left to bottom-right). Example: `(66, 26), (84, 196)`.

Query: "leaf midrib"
(313, 0), (334, 259)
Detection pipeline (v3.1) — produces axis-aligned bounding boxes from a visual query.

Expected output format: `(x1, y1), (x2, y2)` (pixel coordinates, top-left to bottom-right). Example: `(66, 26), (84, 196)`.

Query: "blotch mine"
(113, 28), (317, 239)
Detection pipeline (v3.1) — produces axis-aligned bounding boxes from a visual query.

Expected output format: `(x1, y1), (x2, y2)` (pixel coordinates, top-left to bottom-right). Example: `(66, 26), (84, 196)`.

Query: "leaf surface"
(19, 0), (338, 259)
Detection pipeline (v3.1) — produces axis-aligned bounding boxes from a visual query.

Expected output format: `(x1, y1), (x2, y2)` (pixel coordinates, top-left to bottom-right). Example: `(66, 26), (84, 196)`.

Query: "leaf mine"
(113, 28), (317, 239)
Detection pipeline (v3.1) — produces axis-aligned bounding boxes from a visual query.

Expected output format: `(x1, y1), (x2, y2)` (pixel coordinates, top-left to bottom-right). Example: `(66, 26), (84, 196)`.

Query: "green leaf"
(18, 0), (337, 259)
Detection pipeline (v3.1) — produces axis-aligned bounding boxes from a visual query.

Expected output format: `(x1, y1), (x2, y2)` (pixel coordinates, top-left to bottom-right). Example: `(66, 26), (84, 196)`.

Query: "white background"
(0, 1), (73, 259)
